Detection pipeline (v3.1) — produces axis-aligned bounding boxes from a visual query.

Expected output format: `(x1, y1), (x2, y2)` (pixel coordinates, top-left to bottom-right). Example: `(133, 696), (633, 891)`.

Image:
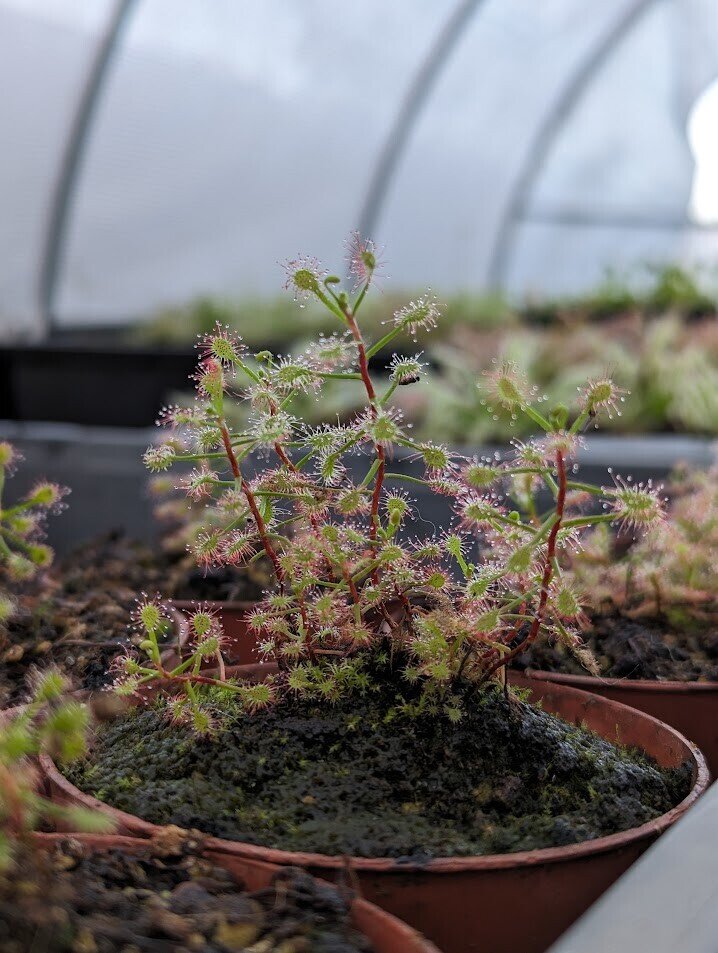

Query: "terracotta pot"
(40, 671), (709, 953)
(520, 667), (718, 781)
(29, 833), (439, 953)
(170, 599), (258, 665)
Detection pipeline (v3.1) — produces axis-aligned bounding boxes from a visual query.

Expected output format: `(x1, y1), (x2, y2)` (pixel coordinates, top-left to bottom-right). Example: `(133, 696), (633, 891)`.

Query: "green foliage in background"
(135, 265), (718, 441)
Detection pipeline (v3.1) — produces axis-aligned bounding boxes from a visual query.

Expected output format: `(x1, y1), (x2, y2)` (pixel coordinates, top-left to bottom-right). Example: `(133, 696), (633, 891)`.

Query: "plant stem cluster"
(133, 242), (664, 728)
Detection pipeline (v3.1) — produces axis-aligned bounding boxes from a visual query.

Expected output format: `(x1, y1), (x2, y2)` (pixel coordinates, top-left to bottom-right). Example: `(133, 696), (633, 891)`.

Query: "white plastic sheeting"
(1, 0), (718, 337)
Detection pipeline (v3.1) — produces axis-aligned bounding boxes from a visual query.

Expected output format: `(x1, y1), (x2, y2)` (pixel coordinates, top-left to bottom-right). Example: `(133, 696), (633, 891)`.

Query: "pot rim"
(521, 666), (718, 694)
(169, 598), (256, 612)
(39, 672), (709, 875)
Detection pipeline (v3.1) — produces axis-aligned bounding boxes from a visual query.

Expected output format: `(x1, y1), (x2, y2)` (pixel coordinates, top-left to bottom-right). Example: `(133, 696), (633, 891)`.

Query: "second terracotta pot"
(520, 667), (718, 780)
(170, 598), (258, 665)
(40, 672), (709, 953)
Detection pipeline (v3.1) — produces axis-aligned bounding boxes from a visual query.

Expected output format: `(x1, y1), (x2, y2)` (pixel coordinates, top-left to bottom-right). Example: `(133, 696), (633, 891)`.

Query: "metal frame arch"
(487, 0), (659, 290)
(357, 0), (486, 243)
(37, 0), (139, 335)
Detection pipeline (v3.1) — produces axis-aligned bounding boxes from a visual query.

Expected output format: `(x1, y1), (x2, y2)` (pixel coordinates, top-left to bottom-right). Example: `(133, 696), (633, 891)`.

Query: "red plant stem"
(344, 310), (385, 578)
(273, 442), (294, 471)
(342, 565), (361, 604)
(0, 763), (26, 834)
(219, 421), (284, 586)
(219, 421), (242, 480)
(481, 450), (567, 682)
(160, 671), (243, 690)
(296, 591), (318, 664)
(350, 326), (377, 404)
(273, 432), (337, 601)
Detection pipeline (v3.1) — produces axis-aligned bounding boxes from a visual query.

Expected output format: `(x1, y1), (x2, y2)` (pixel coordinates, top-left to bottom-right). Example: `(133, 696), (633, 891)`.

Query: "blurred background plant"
(0, 442), (68, 626)
(136, 265), (718, 442)
(133, 264), (716, 349)
(567, 462), (718, 628)
(425, 309), (718, 443)
(0, 669), (110, 868)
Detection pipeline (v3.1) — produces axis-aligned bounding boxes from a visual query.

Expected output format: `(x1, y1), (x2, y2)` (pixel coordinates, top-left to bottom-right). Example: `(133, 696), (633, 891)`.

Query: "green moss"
(68, 675), (690, 861)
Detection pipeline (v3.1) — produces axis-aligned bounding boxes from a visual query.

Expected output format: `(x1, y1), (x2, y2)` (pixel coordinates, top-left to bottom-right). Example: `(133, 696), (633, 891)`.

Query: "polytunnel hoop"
(487, 0), (659, 290)
(38, 0), (138, 336)
(357, 0), (485, 245)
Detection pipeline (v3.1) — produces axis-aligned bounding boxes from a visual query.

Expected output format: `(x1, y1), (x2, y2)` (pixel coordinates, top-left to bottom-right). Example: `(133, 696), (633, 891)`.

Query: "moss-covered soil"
(515, 612), (718, 681)
(0, 835), (371, 952)
(68, 673), (691, 861)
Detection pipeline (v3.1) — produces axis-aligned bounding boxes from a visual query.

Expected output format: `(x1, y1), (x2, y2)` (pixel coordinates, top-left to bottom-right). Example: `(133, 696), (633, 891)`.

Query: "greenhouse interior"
(3, 2), (718, 951)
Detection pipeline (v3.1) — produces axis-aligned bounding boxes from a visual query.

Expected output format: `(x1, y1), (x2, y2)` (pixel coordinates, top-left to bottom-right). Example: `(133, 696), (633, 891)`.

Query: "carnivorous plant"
(127, 239), (664, 731)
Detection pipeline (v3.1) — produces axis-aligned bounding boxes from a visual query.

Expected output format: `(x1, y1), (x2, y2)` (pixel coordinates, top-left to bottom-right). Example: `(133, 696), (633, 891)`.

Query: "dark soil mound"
(68, 673), (691, 860)
(0, 837), (372, 953)
(515, 613), (718, 682)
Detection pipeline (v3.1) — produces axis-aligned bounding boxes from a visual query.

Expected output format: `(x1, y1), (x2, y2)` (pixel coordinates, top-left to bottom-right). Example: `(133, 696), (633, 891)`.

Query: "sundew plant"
(133, 237), (665, 730)
(0, 442), (68, 624)
(0, 670), (110, 867)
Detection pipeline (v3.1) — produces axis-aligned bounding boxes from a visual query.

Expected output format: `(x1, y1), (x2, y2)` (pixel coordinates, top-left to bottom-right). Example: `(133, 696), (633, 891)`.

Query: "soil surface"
(68, 667), (691, 860)
(0, 534), (166, 707)
(0, 533), (270, 707)
(164, 556), (271, 603)
(515, 612), (718, 682)
(0, 834), (372, 953)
